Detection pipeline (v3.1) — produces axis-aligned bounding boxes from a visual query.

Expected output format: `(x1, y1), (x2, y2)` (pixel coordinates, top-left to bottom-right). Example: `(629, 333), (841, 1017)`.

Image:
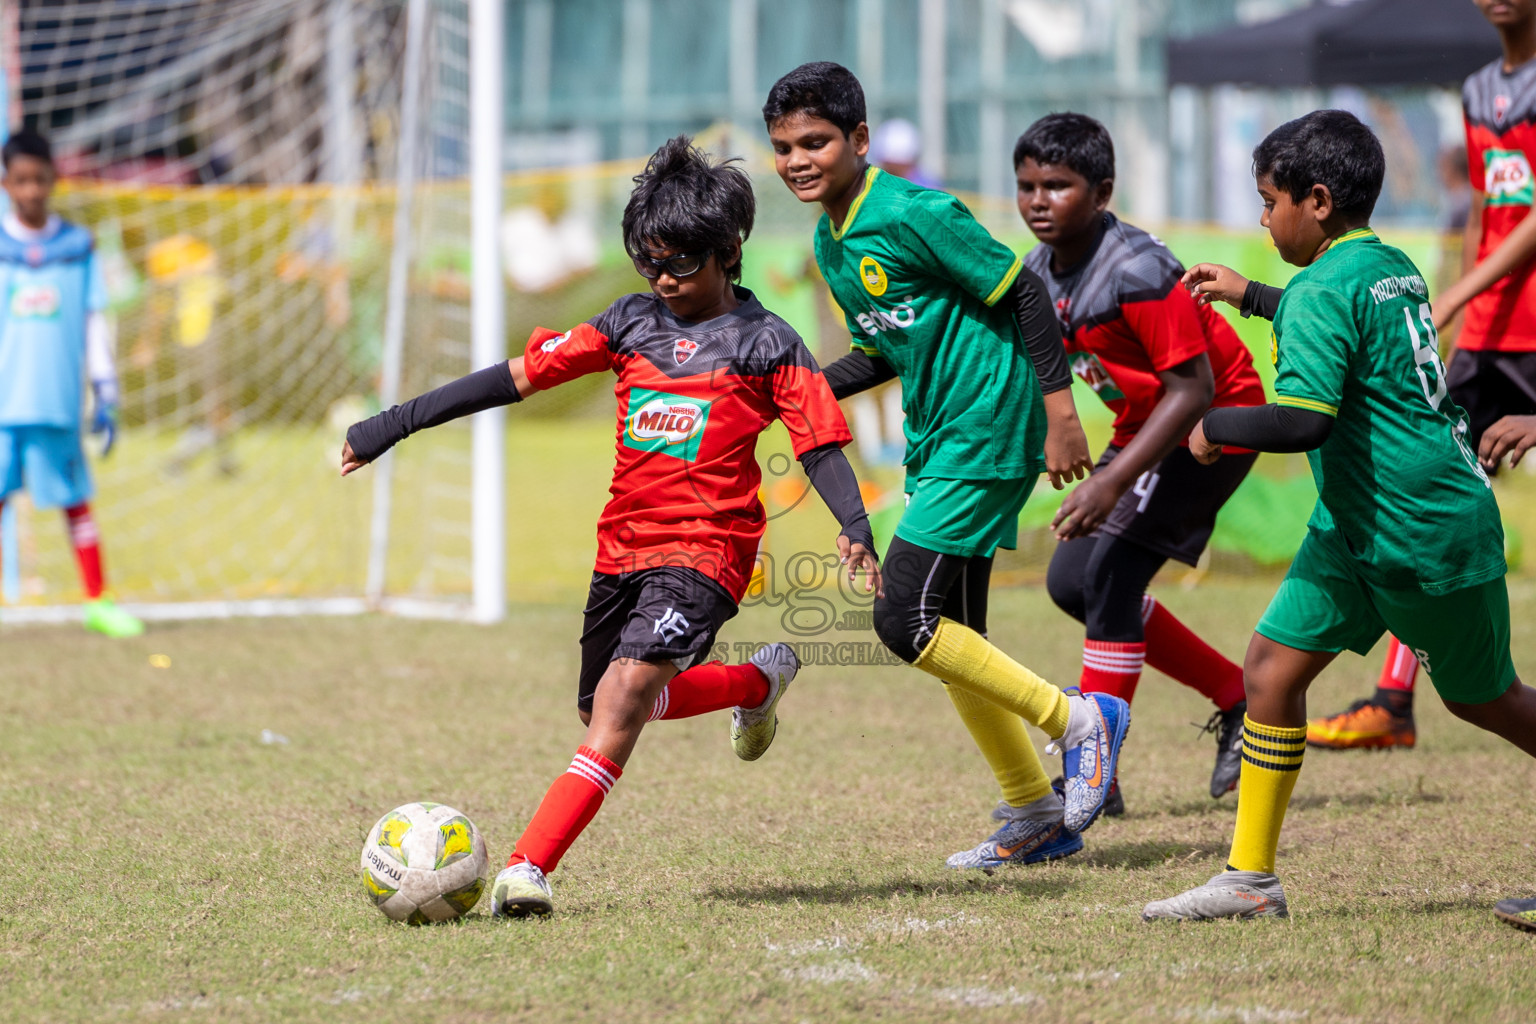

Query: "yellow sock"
(915, 618), (1071, 738)
(943, 683), (1053, 806)
(1227, 716), (1307, 874)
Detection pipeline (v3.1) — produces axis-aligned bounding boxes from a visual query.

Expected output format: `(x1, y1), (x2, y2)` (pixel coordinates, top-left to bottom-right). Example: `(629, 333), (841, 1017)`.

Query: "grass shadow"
(702, 872), (1077, 907)
(1080, 839), (1228, 870)
(1286, 790), (1445, 812)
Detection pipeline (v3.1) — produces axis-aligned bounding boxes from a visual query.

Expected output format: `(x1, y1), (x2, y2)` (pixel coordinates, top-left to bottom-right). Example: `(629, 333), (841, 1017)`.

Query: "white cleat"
(491, 861), (554, 919)
(1142, 870), (1288, 921)
(731, 643), (800, 761)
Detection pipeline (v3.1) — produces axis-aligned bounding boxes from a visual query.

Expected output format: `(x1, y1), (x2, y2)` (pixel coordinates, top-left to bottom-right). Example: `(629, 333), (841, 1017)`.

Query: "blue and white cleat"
(945, 802), (1083, 869)
(1054, 690), (1131, 833)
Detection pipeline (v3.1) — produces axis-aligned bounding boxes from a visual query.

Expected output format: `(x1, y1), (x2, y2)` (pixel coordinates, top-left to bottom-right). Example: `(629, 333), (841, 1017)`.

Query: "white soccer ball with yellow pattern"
(361, 802), (488, 924)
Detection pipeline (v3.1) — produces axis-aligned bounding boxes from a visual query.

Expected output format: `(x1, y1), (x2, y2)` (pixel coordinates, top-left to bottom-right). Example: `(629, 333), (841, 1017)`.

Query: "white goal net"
(2, 0), (482, 618)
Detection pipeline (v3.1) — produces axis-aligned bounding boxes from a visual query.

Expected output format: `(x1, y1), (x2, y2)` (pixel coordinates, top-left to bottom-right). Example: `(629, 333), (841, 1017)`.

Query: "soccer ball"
(361, 802), (488, 924)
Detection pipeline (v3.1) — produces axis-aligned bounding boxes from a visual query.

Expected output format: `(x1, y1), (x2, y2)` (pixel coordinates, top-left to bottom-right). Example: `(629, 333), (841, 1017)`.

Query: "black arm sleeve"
(821, 349), (897, 400)
(346, 361), (522, 463)
(1009, 270), (1073, 394)
(1202, 403), (1333, 453)
(798, 443), (875, 552)
(1239, 280), (1285, 320)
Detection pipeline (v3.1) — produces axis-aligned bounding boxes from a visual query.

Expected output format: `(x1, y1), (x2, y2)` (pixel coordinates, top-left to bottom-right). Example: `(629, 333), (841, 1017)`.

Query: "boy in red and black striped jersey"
(1301, 0), (1536, 749)
(342, 137), (879, 918)
(1016, 114), (1266, 807)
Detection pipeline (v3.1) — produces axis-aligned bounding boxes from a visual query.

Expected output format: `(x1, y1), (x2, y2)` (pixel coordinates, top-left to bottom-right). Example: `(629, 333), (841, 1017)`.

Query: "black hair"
(3, 128), (53, 169)
(622, 135), (755, 282)
(1252, 110), (1384, 221)
(1012, 112), (1115, 186)
(761, 61), (866, 136)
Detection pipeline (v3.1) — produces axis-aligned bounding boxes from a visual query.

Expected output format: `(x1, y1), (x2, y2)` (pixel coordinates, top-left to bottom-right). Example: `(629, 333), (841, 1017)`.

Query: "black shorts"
(1446, 350), (1536, 454)
(576, 566), (738, 712)
(1094, 443), (1257, 566)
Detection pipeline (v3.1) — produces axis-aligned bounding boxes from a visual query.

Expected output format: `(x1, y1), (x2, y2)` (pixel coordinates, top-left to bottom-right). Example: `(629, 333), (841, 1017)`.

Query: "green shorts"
(894, 476), (1036, 558)
(1257, 529), (1516, 705)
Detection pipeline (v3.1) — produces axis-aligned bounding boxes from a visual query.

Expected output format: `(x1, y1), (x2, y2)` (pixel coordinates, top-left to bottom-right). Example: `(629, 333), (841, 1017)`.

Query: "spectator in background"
(870, 119), (942, 190)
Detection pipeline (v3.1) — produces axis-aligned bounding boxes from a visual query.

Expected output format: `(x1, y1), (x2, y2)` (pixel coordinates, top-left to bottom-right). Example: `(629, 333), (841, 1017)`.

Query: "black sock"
(1372, 687), (1413, 716)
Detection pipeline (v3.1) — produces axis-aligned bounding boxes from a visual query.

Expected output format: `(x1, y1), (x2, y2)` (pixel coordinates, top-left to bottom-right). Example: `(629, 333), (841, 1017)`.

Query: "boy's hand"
(90, 402), (118, 458)
(1188, 418), (1223, 465)
(1051, 472), (1120, 541)
(837, 534), (884, 597)
(1183, 263), (1249, 310)
(1479, 415), (1536, 470)
(1042, 390), (1093, 489)
(340, 440), (369, 476)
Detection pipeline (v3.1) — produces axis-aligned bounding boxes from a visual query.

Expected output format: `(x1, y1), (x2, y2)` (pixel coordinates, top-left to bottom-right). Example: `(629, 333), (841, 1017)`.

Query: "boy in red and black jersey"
(1297, 0), (1536, 749)
(1017, 114), (1266, 807)
(342, 137), (879, 918)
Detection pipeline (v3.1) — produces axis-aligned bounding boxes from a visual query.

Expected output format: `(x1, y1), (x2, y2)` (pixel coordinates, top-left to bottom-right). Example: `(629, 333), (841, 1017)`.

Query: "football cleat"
(1052, 774), (1124, 817)
(1205, 701), (1246, 798)
(946, 803), (1083, 869)
(1142, 870), (1289, 921)
(731, 643), (800, 761)
(1306, 698), (1415, 750)
(1494, 897), (1536, 932)
(491, 861), (553, 919)
(1052, 690), (1131, 833)
(84, 598), (145, 639)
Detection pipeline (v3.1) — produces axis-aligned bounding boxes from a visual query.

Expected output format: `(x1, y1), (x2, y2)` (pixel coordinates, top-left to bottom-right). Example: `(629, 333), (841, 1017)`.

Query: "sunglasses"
(631, 250), (714, 280)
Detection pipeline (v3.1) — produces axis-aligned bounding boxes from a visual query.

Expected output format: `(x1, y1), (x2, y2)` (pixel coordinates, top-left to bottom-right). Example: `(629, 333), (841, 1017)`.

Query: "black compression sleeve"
(347, 361), (521, 463)
(821, 349), (897, 400)
(1202, 403), (1332, 453)
(1239, 280), (1285, 320)
(799, 443), (875, 551)
(1010, 270), (1072, 394)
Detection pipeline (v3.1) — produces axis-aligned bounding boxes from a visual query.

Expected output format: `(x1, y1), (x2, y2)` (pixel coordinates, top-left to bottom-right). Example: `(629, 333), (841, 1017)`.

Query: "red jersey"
(522, 288), (851, 601)
(1023, 214), (1265, 448)
(1462, 55), (1536, 351)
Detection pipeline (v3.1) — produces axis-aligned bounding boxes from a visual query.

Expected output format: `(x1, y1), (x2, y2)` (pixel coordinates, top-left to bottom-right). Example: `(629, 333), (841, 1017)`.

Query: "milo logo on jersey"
(1067, 347), (1125, 402)
(9, 283), (61, 319)
(623, 387), (711, 461)
(1485, 148), (1533, 207)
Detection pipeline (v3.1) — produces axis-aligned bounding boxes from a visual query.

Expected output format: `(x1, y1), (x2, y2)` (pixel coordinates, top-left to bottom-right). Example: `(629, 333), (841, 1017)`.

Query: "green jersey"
(1272, 228), (1504, 594)
(813, 167), (1046, 480)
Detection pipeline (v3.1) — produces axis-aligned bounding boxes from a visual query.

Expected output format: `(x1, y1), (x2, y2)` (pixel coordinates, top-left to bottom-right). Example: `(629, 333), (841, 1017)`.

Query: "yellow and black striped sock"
(1226, 716), (1307, 874)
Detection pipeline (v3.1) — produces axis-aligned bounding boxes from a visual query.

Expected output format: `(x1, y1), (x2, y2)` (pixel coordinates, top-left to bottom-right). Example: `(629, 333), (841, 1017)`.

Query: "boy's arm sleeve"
(769, 334), (855, 458)
(1270, 282), (1352, 417)
(821, 349), (897, 399)
(86, 249), (109, 313)
(1008, 270), (1072, 394)
(900, 194), (1023, 307)
(86, 312), (118, 399)
(799, 444), (874, 551)
(1240, 280), (1285, 320)
(1203, 403), (1333, 452)
(346, 361), (522, 463)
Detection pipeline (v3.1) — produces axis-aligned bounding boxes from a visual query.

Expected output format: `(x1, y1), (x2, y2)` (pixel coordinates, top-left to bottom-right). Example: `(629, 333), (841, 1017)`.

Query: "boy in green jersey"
(1144, 110), (1536, 922)
(764, 62), (1132, 868)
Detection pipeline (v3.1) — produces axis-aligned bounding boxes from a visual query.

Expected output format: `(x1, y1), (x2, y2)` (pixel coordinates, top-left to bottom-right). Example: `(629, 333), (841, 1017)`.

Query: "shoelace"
(1198, 707), (1244, 750)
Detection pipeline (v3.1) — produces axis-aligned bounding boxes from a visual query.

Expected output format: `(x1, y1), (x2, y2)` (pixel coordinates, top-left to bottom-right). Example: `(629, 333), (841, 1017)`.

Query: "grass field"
(5, 580), (1536, 1022)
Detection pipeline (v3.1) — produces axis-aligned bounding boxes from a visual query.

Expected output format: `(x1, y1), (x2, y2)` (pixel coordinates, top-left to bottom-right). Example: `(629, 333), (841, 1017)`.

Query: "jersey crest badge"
(858, 256), (888, 296)
(673, 337), (699, 365)
(1496, 93), (1511, 125)
(25, 244), (44, 268)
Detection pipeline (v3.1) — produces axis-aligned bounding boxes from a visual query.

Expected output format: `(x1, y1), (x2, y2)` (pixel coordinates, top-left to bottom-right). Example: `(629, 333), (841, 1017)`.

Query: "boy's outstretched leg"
(1306, 636), (1418, 750)
(493, 657), (674, 918)
(65, 503), (143, 638)
(1144, 635), (1335, 921)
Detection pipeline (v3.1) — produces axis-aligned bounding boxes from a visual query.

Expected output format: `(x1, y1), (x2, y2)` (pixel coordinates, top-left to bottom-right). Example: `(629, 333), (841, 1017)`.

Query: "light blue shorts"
(0, 426), (93, 508)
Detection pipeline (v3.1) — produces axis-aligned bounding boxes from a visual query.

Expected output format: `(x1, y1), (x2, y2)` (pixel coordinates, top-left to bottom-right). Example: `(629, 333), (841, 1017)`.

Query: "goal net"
(2, 0), (485, 618)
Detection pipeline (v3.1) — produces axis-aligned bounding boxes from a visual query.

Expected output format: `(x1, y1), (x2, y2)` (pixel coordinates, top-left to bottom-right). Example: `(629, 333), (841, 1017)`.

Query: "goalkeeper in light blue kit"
(0, 128), (141, 637)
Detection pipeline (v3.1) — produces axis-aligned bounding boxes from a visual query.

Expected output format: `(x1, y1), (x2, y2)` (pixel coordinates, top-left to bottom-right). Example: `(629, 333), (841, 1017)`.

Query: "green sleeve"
(1272, 281), (1354, 418)
(898, 193), (1023, 307)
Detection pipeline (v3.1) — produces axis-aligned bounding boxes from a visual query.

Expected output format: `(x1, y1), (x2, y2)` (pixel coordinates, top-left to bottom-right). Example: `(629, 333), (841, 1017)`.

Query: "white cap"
(871, 119), (921, 165)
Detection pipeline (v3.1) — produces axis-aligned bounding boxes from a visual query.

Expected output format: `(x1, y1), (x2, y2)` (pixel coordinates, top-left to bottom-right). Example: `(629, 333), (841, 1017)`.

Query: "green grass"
(5, 581), (1536, 1021)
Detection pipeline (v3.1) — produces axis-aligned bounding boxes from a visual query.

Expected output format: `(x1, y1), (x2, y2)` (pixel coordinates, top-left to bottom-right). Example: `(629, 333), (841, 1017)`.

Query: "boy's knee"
(872, 599), (921, 664)
(1044, 560), (1086, 621)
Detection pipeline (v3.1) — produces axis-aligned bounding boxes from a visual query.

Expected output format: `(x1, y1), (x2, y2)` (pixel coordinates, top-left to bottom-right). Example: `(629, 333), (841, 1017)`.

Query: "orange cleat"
(1306, 699), (1416, 749)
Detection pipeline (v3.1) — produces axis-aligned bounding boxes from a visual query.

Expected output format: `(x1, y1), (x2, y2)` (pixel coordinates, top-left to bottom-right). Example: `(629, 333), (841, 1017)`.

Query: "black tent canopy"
(1167, 0), (1501, 87)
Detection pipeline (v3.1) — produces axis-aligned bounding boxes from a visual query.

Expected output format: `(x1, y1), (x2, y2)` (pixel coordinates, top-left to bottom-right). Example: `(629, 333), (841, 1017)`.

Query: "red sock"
(508, 745), (623, 873)
(1141, 595), (1245, 711)
(64, 503), (104, 600)
(1080, 639), (1146, 703)
(1376, 636), (1419, 693)
(647, 661), (768, 721)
